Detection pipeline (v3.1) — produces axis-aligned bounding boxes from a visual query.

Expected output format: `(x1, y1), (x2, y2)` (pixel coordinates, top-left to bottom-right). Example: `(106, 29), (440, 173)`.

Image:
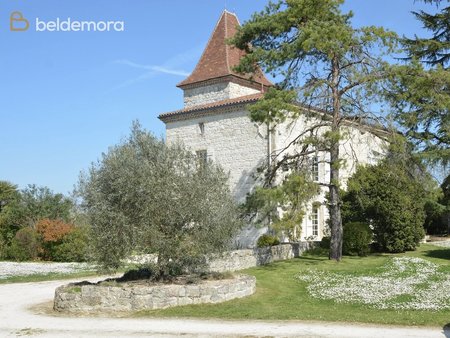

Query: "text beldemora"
(36, 18), (125, 32)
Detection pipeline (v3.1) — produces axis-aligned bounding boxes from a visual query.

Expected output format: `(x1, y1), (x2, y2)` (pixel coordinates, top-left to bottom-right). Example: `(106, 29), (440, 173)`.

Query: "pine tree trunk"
(329, 56), (343, 261)
(329, 142), (343, 261)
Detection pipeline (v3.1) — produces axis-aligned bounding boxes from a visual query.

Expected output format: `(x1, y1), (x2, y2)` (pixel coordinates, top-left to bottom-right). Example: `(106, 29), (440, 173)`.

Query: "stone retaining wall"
(207, 242), (316, 272)
(54, 274), (256, 313)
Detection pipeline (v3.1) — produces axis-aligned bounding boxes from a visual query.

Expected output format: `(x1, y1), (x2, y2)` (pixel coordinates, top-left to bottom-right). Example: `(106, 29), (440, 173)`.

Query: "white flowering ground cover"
(0, 261), (95, 280)
(297, 256), (450, 311)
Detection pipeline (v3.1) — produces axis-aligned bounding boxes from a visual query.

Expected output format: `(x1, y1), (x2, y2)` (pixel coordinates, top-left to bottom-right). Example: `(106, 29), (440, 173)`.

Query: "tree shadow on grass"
(424, 247), (450, 260)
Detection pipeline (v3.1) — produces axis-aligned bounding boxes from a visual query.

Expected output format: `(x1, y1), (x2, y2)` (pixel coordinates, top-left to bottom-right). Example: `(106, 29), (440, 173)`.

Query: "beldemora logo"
(10, 11), (29, 31)
(10, 12), (125, 32)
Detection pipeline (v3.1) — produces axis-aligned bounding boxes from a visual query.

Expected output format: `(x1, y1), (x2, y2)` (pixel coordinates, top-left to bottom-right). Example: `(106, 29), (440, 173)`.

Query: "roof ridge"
(225, 11), (230, 73)
(177, 11), (227, 88)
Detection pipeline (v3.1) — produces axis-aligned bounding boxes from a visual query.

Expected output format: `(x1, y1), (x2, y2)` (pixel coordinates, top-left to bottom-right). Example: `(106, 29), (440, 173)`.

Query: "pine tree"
(404, 0), (450, 68)
(232, 0), (396, 260)
(386, 0), (449, 164)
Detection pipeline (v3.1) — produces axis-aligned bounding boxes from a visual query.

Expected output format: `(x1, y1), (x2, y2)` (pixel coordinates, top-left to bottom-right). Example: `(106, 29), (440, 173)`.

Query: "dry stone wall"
(54, 274), (256, 313)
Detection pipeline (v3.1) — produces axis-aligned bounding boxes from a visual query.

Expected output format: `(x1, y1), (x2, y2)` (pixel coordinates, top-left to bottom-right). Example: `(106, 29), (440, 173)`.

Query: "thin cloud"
(110, 46), (202, 91)
(114, 60), (189, 77)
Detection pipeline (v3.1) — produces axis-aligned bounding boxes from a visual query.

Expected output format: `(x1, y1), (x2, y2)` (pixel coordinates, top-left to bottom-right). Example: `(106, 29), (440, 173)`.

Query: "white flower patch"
(0, 262), (94, 279)
(297, 257), (450, 311)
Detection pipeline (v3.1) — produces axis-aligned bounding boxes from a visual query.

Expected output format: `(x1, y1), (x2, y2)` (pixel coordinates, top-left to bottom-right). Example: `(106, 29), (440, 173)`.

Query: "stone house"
(159, 10), (388, 247)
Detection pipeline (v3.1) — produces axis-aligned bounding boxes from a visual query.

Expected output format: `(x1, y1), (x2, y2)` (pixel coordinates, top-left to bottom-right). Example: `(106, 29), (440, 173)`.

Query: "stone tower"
(176, 10), (272, 109)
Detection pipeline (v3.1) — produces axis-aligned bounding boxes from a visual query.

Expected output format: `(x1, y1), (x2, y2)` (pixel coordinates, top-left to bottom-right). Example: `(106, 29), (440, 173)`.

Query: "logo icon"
(10, 11), (29, 31)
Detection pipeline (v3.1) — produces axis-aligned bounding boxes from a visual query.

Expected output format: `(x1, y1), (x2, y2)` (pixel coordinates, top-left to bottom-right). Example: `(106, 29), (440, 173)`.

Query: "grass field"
(137, 244), (450, 327)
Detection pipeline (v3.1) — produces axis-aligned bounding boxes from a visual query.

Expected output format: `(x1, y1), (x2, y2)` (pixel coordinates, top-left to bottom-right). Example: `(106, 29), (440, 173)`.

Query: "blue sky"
(0, 0), (439, 195)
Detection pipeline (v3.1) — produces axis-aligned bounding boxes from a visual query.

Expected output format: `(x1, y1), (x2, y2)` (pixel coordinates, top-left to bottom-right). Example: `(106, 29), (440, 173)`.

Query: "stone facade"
(54, 274), (256, 313)
(166, 108), (267, 203)
(165, 102), (388, 243)
(183, 82), (260, 108)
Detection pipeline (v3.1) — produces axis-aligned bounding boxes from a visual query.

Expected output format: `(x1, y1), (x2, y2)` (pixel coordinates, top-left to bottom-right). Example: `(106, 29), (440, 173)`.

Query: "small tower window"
(198, 122), (205, 136)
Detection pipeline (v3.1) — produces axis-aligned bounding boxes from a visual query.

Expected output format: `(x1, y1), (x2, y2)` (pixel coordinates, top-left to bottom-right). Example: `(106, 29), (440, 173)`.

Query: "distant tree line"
(0, 183), (89, 261)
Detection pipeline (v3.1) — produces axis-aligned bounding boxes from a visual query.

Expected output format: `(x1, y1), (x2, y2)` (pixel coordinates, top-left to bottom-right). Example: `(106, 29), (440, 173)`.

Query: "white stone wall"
(228, 82), (260, 99)
(339, 125), (387, 189)
(183, 82), (260, 108)
(166, 109), (268, 203)
(166, 109), (387, 243)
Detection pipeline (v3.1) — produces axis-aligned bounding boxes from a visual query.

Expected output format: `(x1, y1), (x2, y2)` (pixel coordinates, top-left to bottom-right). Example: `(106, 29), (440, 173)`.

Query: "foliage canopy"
(343, 158), (426, 253)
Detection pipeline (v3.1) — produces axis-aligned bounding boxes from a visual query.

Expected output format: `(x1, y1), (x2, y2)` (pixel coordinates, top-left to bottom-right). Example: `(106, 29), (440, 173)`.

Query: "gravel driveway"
(0, 276), (448, 337)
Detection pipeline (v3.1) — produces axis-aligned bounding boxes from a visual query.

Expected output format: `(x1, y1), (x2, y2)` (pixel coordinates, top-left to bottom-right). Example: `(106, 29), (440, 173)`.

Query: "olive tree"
(77, 122), (242, 278)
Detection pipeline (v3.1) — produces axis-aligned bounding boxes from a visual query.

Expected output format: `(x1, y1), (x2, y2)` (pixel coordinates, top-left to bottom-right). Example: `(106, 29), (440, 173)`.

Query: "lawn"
(137, 244), (450, 327)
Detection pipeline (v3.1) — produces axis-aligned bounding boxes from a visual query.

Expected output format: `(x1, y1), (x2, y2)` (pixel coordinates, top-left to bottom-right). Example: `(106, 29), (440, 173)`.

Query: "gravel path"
(0, 277), (449, 337)
(0, 261), (94, 279)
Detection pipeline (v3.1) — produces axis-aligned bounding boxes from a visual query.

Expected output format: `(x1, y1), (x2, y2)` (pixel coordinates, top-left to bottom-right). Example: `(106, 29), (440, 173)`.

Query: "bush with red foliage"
(36, 219), (74, 260)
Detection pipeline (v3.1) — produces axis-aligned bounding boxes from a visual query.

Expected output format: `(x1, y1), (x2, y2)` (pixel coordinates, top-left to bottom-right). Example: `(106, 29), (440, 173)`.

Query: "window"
(311, 156), (319, 182)
(311, 206), (319, 236)
(196, 150), (207, 169)
(198, 122), (205, 136)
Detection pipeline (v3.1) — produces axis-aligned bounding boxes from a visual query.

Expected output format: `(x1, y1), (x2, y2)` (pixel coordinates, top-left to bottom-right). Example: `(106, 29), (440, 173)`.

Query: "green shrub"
(257, 234), (280, 248)
(423, 200), (448, 235)
(343, 222), (372, 256)
(52, 225), (90, 262)
(343, 161), (426, 253)
(7, 227), (41, 261)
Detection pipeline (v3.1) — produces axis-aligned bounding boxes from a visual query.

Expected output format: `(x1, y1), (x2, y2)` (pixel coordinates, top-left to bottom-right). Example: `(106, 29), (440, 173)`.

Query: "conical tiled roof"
(177, 10), (272, 89)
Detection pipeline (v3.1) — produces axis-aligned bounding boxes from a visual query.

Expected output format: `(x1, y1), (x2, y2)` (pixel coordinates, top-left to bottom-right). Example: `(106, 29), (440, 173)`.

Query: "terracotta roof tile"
(177, 11), (272, 88)
(158, 92), (263, 122)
